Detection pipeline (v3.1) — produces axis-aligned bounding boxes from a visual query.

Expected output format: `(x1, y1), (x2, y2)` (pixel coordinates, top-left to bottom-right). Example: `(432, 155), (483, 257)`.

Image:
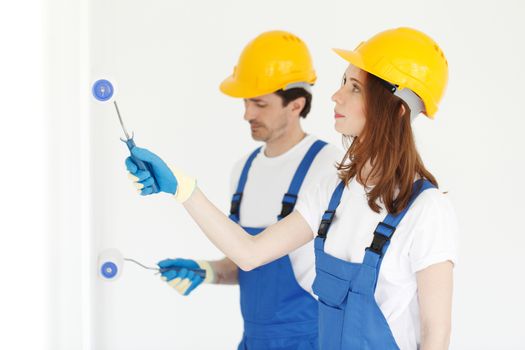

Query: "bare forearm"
(184, 188), (256, 270)
(183, 188), (259, 270)
(182, 188), (313, 272)
(209, 257), (238, 285)
(420, 327), (451, 350)
(418, 261), (454, 350)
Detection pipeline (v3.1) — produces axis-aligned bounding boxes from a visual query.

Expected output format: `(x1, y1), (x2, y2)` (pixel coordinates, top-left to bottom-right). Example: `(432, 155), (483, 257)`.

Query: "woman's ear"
(399, 103), (407, 117)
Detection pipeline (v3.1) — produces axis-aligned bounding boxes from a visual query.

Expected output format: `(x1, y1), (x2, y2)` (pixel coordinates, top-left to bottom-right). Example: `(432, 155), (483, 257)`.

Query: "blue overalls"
(230, 140), (327, 350)
(312, 179), (435, 349)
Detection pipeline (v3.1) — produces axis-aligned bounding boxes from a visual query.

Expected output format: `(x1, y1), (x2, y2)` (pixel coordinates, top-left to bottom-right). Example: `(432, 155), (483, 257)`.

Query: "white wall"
(8, 0), (524, 349)
(0, 1), (49, 350)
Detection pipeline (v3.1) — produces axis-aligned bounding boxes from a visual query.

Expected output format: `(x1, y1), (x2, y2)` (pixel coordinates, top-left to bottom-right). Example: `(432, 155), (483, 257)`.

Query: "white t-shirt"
(295, 174), (459, 350)
(230, 134), (344, 296)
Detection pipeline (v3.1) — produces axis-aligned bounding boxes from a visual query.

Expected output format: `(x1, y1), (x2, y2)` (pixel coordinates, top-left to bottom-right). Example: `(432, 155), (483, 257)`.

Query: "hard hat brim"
(333, 48), (366, 74)
(332, 48), (437, 118)
(219, 75), (273, 99)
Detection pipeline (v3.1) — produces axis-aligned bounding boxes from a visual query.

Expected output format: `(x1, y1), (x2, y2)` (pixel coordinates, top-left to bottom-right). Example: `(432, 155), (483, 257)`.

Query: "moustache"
(249, 121), (265, 129)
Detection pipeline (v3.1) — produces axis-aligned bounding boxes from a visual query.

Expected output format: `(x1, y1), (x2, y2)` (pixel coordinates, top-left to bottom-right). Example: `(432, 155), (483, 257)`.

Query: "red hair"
(337, 73), (438, 214)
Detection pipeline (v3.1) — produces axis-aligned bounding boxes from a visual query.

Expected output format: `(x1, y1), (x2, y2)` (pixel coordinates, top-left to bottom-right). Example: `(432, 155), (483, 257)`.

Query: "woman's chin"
(334, 122), (348, 135)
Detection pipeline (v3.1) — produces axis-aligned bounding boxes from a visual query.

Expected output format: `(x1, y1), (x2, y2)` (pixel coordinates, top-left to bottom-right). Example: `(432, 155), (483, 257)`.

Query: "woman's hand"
(125, 146), (196, 202)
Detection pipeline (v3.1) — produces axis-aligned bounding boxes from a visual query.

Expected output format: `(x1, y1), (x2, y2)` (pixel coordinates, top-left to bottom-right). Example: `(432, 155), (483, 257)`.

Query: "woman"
(126, 27), (458, 349)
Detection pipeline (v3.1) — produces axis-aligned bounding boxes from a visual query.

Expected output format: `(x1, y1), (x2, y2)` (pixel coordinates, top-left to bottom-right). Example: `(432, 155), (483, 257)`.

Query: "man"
(156, 30), (343, 350)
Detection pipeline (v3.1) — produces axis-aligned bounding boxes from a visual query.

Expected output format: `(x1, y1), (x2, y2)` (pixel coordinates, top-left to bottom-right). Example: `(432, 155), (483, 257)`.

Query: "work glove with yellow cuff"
(158, 258), (215, 296)
(125, 146), (196, 203)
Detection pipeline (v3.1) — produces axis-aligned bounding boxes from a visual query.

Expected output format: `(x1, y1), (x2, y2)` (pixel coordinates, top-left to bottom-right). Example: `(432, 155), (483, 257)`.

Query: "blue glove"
(125, 147), (197, 202)
(158, 258), (215, 296)
(125, 147), (178, 195)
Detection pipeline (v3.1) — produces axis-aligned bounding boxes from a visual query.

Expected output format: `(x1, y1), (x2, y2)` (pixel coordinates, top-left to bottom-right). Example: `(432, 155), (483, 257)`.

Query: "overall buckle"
(317, 210), (336, 238)
(367, 222), (396, 255)
(279, 193), (298, 219)
(229, 193), (243, 216)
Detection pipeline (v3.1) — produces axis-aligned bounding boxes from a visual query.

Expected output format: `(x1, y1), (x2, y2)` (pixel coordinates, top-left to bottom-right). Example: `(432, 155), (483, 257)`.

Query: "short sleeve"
(409, 192), (460, 273)
(295, 181), (324, 237)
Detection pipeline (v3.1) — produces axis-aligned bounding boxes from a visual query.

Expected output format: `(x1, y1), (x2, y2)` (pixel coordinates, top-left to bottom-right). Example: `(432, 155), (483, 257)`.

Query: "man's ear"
(289, 97), (306, 117)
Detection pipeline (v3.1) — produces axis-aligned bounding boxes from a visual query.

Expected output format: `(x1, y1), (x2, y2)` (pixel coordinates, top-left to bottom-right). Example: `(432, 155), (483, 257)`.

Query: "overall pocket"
(312, 269), (350, 349)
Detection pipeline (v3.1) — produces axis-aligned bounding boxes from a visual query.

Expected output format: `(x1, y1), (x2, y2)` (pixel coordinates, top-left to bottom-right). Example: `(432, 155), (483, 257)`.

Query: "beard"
(249, 122), (270, 141)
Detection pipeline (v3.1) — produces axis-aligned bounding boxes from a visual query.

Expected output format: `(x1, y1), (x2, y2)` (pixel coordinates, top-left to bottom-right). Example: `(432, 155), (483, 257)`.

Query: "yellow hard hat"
(333, 27), (448, 118)
(220, 30), (316, 98)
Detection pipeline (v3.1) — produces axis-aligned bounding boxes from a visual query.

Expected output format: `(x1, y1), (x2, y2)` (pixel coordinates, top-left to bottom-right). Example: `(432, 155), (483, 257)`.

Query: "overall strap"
(229, 147), (262, 223)
(362, 179), (436, 286)
(278, 140), (328, 220)
(316, 181), (346, 246)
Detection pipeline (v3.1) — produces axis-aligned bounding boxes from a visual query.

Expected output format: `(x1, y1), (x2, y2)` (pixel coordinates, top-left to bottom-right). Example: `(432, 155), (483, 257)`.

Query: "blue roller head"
(101, 261), (118, 279)
(92, 79), (114, 101)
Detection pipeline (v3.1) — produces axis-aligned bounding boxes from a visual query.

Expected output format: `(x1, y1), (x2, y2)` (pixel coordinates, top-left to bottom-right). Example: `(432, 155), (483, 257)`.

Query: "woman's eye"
(256, 104), (266, 108)
(341, 76), (347, 86)
(352, 84), (360, 92)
